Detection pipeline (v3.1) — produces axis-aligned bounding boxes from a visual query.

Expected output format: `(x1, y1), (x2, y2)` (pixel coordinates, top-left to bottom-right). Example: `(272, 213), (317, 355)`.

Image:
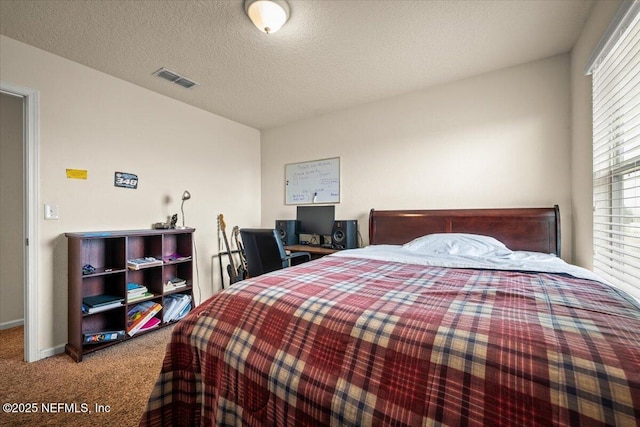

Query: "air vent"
(174, 78), (198, 89)
(153, 67), (199, 89)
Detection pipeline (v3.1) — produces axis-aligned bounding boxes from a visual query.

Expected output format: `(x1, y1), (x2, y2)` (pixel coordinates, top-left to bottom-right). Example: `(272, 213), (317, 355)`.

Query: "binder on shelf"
(176, 302), (191, 321)
(83, 330), (125, 344)
(163, 294), (191, 322)
(127, 301), (162, 336)
(127, 257), (162, 270)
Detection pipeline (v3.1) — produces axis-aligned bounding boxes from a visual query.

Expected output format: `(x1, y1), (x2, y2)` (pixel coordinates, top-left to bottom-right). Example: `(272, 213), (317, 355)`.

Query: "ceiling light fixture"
(244, 0), (290, 34)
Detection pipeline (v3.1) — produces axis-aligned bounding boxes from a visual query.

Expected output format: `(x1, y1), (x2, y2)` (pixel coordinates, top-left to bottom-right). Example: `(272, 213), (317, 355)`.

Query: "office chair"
(240, 228), (311, 277)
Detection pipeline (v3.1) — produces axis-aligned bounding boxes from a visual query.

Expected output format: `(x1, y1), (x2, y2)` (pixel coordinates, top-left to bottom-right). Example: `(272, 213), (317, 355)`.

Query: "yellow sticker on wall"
(66, 169), (88, 180)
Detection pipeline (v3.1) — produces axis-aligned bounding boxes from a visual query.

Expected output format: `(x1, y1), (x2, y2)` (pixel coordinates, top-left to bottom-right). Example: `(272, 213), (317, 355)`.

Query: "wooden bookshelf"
(65, 228), (195, 362)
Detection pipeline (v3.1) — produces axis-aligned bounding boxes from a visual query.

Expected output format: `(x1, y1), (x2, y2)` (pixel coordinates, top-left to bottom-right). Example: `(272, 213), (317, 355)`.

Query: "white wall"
(0, 92), (24, 328)
(0, 35), (261, 357)
(262, 54), (573, 257)
(570, 0), (623, 268)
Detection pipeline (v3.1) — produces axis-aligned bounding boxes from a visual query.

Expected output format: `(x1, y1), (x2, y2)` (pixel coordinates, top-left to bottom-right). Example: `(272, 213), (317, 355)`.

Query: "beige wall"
(0, 35), (261, 356)
(262, 54), (573, 258)
(570, 0), (623, 268)
(0, 92), (25, 327)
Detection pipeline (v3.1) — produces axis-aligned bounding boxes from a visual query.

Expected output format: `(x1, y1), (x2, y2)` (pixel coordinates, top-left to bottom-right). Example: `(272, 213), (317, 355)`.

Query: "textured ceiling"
(0, 0), (594, 130)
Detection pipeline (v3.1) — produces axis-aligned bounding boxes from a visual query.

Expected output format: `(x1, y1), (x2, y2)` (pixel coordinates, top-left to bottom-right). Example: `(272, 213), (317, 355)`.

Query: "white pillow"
(402, 233), (511, 256)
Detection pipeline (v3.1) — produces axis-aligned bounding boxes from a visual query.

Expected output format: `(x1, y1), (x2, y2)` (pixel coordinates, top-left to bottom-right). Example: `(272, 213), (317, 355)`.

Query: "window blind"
(592, 7), (640, 301)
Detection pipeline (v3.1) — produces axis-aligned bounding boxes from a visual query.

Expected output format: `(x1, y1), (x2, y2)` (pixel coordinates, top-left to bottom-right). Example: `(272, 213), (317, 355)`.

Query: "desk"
(285, 244), (338, 260)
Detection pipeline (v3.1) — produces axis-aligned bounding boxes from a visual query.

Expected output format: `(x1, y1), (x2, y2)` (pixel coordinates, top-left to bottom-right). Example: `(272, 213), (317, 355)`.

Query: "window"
(589, 3), (640, 300)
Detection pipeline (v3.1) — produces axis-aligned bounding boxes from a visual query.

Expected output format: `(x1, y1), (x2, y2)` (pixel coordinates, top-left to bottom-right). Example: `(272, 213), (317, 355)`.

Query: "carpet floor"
(0, 325), (174, 427)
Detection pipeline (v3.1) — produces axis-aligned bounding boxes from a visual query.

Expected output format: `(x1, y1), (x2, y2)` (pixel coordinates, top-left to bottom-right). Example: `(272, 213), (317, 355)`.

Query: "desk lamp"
(179, 190), (191, 228)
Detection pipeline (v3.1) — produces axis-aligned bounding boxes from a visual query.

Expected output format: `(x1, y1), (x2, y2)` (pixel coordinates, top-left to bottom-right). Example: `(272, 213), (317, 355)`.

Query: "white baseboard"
(40, 343), (66, 360)
(0, 318), (24, 330)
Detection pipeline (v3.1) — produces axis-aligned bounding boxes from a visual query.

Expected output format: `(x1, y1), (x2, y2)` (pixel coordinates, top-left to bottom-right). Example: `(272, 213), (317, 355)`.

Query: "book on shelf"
(163, 253), (192, 263)
(126, 282), (151, 302)
(82, 301), (124, 314)
(127, 301), (162, 336)
(83, 294), (124, 307)
(127, 292), (154, 302)
(81, 294), (124, 314)
(83, 330), (125, 344)
(127, 282), (148, 293)
(164, 277), (187, 292)
(163, 294), (191, 323)
(127, 257), (162, 270)
(139, 317), (161, 331)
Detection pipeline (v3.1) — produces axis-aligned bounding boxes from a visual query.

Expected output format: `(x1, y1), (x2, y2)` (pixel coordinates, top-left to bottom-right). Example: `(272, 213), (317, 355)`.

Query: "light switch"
(44, 203), (59, 220)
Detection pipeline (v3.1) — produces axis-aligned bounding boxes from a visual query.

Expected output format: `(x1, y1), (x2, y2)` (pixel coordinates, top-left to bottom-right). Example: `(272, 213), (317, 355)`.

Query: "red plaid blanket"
(141, 255), (640, 426)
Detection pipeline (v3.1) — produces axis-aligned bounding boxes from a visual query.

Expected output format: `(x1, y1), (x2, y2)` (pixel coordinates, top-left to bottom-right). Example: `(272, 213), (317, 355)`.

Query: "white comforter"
(333, 244), (602, 282)
(331, 233), (640, 305)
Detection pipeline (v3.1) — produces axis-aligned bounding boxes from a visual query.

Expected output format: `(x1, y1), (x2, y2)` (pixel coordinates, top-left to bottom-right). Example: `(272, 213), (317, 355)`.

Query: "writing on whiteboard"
(285, 158), (340, 205)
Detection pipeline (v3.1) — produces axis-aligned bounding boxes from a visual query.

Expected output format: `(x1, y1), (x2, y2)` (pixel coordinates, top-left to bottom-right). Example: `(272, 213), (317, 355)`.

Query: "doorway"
(0, 81), (40, 362)
(0, 92), (24, 332)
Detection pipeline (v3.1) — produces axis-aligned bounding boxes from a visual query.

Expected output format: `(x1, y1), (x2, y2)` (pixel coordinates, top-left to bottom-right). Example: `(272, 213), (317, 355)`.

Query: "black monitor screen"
(297, 205), (335, 237)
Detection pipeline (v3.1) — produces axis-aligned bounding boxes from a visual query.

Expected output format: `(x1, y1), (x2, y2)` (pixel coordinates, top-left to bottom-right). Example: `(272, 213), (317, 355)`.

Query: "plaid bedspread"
(140, 255), (640, 426)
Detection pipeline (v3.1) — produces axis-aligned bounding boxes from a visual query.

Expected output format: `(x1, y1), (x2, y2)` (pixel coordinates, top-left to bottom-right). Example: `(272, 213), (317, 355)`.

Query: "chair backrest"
(240, 228), (287, 277)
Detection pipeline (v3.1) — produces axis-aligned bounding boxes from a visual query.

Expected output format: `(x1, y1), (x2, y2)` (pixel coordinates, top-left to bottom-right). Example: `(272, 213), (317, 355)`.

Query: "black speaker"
(275, 220), (299, 246)
(332, 220), (358, 249)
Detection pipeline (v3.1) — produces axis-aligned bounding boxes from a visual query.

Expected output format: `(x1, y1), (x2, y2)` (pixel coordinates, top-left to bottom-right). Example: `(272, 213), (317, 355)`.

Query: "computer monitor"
(296, 205), (335, 243)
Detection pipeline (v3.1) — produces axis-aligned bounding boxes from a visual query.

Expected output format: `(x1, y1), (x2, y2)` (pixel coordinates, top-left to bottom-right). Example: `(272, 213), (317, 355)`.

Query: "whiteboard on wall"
(285, 157), (340, 205)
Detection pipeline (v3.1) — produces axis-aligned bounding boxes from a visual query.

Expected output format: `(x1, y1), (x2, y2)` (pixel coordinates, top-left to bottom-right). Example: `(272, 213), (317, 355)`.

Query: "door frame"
(1, 81), (40, 362)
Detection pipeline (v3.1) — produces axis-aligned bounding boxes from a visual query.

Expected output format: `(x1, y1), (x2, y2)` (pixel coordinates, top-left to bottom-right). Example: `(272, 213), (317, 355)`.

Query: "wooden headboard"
(369, 205), (560, 256)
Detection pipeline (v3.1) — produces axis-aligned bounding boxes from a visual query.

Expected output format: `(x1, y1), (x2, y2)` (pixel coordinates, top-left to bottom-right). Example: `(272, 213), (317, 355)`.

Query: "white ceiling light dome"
(244, 0), (290, 34)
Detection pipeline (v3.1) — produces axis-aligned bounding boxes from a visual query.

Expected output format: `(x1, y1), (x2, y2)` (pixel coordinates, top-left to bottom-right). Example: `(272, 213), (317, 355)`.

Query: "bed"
(140, 206), (640, 426)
